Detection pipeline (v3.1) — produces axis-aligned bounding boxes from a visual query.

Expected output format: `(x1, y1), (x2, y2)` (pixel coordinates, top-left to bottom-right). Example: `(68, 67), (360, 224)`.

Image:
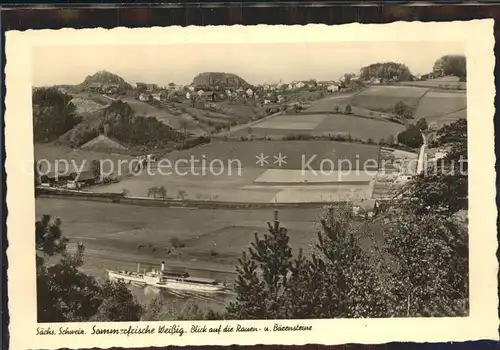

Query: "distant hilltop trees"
(80, 70), (133, 93)
(359, 62), (413, 82)
(191, 72), (250, 89)
(433, 55), (466, 81)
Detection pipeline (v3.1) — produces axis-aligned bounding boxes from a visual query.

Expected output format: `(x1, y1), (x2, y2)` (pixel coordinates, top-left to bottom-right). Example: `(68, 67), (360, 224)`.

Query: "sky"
(33, 42), (465, 87)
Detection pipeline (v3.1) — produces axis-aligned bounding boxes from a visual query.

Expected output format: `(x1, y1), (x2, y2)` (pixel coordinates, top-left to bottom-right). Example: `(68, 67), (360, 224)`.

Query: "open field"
(166, 140), (381, 171)
(36, 197), (323, 266)
(120, 97), (182, 127)
(399, 76), (466, 90)
(414, 91), (466, 118)
(89, 140), (380, 202)
(348, 85), (429, 112)
(37, 197), (383, 269)
(235, 112), (404, 141)
(302, 93), (353, 113)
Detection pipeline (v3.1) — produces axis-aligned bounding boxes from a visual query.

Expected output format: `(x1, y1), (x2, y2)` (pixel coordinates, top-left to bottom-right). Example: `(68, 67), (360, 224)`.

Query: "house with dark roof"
(74, 170), (98, 186)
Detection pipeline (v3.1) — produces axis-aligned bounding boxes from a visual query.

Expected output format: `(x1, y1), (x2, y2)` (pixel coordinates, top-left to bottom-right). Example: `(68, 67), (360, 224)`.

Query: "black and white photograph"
(5, 21), (498, 348)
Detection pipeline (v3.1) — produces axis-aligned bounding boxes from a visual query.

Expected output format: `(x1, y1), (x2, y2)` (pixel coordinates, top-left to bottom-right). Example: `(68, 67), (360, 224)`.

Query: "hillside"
(80, 70), (133, 91)
(192, 72), (250, 89)
(56, 99), (183, 149)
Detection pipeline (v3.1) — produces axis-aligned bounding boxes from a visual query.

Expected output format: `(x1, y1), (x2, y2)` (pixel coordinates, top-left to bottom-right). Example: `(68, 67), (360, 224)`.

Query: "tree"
(91, 280), (143, 321)
(342, 73), (356, 85)
(179, 118), (189, 138)
(32, 88), (81, 142)
(157, 186), (167, 199)
(397, 125), (423, 148)
(302, 205), (389, 318)
(177, 190), (187, 200)
(416, 117), (428, 131)
(359, 62), (413, 82)
(344, 104), (352, 114)
(433, 55), (466, 81)
(35, 215), (68, 256)
(141, 295), (214, 321)
(226, 212), (295, 319)
(227, 207), (387, 319)
(34, 160), (41, 189)
(147, 186), (158, 198)
(383, 206), (468, 316)
(407, 119), (467, 215)
(36, 216), (142, 322)
(394, 101), (413, 119)
(90, 160), (101, 180)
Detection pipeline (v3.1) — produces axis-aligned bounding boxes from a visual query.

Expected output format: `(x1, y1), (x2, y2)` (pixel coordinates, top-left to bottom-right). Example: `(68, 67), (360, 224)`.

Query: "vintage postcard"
(5, 20), (498, 348)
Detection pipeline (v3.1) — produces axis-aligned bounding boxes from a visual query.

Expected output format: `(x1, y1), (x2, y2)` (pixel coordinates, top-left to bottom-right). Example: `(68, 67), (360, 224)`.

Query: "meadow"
(240, 112), (404, 141)
(120, 97), (182, 128)
(348, 85), (429, 112)
(167, 140), (381, 171)
(89, 139), (380, 202)
(36, 197), (322, 266)
(399, 76), (466, 90)
(414, 91), (466, 118)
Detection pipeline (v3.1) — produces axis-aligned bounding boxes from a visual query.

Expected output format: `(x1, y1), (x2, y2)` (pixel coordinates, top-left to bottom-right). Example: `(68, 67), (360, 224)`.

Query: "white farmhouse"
(197, 89), (204, 97)
(188, 86), (195, 92)
(327, 84), (339, 93)
(246, 88), (254, 98)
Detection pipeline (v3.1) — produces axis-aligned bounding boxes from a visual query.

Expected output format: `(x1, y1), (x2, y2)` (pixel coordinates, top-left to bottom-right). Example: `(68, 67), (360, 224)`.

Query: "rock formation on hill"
(191, 72), (250, 89)
(80, 70), (133, 91)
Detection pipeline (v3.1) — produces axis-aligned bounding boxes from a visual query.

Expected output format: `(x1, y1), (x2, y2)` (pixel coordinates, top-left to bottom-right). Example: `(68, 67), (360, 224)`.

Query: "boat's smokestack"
(161, 261), (165, 272)
(137, 263), (140, 273)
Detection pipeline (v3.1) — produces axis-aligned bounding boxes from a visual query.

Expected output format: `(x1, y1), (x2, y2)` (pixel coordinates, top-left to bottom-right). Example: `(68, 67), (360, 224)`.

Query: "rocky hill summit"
(81, 70), (133, 90)
(192, 72), (250, 89)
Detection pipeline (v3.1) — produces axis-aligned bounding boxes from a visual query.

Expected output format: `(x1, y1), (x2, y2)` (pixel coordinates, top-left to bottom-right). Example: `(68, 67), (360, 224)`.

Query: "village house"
(139, 92), (151, 102)
(185, 92), (191, 100)
(74, 170), (98, 187)
(203, 91), (217, 102)
(151, 92), (162, 101)
(246, 88), (254, 98)
(87, 82), (103, 92)
(327, 84), (339, 93)
(197, 89), (205, 98)
(145, 83), (159, 92)
(293, 81), (305, 89)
